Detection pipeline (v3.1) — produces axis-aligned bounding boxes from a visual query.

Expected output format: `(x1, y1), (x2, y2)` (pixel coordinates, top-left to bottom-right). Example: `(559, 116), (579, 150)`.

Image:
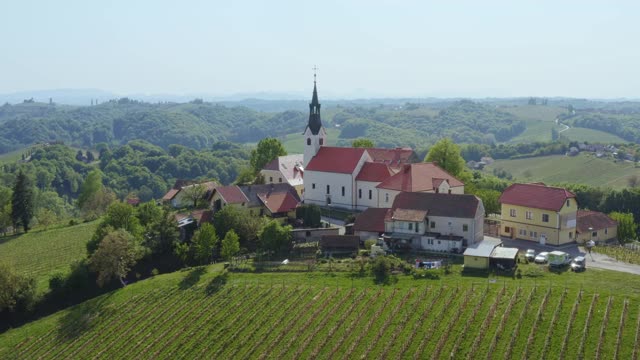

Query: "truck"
(548, 251), (572, 267)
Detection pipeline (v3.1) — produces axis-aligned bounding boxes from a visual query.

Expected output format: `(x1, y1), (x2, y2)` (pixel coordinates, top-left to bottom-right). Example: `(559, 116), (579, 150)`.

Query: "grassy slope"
(485, 153), (640, 189)
(0, 221), (98, 292)
(0, 147), (28, 163)
(1, 262), (640, 359)
(561, 127), (627, 143)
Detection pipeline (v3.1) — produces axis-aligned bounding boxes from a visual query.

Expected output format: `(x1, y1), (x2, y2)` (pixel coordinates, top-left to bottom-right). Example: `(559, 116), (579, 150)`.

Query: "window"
(448, 189), (452, 194)
(306, 231), (311, 237)
(504, 226), (510, 233)
(269, 177), (273, 182)
(430, 221), (435, 229)
(437, 240), (441, 244)
(427, 239), (433, 245)
(463, 224), (468, 232)
(566, 200), (570, 207)
(526, 211), (533, 220)
(319, 138), (324, 145)
(307, 138), (311, 145)
(368, 190), (372, 200)
(358, 189), (362, 199)
(592, 231), (597, 237)
(510, 209), (516, 217)
(341, 186), (345, 196)
(312, 183), (316, 189)
(569, 232), (573, 239)
(326, 185), (330, 194)
(542, 214), (549, 223)
(408, 223), (413, 230)
(278, 177), (282, 183)
(415, 222), (419, 233)
(385, 193), (389, 203)
(519, 229), (526, 236)
(605, 228), (608, 235)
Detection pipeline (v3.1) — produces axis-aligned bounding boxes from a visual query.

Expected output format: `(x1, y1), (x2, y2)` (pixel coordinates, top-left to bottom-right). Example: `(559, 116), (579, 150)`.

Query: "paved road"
(500, 238), (640, 275)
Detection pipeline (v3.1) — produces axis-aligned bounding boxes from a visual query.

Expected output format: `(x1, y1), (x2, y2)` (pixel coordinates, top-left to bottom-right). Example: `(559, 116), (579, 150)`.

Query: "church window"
(358, 189), (362, 199)
(312, 183), (316, 189)
(341, 186), (345, 196)
(326, 185), (330, 194)
(319, 138), (324, 145)
(385, 193), (389, 203)
(269, 177), (273, 182)
(307, 138), (311, 145)
(279, 178), (282, 183)
(369, 190), (372, 200)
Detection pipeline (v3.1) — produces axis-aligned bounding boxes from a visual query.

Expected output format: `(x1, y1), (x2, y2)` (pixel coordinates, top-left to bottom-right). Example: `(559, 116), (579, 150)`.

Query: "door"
(539, 234), (546, 245)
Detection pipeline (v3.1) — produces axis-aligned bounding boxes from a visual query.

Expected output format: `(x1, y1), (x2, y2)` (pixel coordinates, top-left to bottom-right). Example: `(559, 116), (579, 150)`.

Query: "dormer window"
(307, 138), (311, 145)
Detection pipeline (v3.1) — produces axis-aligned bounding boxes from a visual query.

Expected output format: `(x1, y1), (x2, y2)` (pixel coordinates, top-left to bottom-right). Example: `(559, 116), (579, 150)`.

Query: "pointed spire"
(307, 66), (322, 135)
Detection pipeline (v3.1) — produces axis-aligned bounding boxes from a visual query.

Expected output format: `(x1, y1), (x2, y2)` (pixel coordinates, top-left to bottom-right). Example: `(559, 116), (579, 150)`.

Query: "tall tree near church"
(11, 171), (35, 232)
(424, 138), (465, 177)
(352, 138), (375, 148)
(250, 137), (287, 174)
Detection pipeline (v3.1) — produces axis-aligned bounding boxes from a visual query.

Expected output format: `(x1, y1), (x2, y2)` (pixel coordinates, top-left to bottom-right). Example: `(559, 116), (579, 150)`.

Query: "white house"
(261, 154), (304, 198)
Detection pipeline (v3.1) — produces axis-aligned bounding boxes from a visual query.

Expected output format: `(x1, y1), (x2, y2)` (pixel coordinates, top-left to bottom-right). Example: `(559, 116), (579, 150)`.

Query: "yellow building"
(260, 154), (304, 198)
(499, 183), (577, 246)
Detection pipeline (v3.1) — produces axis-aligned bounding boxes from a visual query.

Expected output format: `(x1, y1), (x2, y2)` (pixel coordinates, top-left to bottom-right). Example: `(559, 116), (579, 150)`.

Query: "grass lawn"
(484, 153), (640, 189)
(1, 260), (639, 359)
(561, 127), (627, 143)
(0, 147), (28, 163)
(0, 221), (99, 293)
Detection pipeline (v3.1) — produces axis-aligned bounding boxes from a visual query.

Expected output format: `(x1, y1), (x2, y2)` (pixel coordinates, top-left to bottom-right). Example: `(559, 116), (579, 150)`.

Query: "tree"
(11, 171), (35, 232)
(89, 229), (144, 287)
(182, 184), (206, 208)
(88, 202), (144, 254)
(0, 262), (36, 312)
(250, 138), (286, 174)
(78, 169), (104, 211)
(191, 223), (219, 264)
(146, 207), (180, 255)
(424, 138), (465, 176)
(473, 189), (501, 215)
(36, 208), (57, 230)
(221, 229), (240, 262)
(352, 138), (375, 148)
(259, 220), (292, 256)
(609, 212), (637, 244)
(0, 204), (12, 236)
(213, 206), (267, 250)
(295, 204), (322, 228)
(86, 150), (95, 162)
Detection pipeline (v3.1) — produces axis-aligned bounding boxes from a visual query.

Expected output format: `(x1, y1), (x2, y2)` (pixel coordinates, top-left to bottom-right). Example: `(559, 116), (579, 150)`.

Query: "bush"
(370, 256), (392, 284)
(48, 271), (67, 292)
(364, 239), (377, 250)
(68, 219), (78, 226)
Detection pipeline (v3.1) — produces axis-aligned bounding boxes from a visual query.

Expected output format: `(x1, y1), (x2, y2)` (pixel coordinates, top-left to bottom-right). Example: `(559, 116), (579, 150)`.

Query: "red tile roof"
(576, 210), (617, 233)
(366, 147), (415, 167)
(376, 163), (464, 192)
(162, 188), (180, 201)
(353, 208), (390, 233)
(392, 192), (480, 218)
(257, 191), (300, 213)
(499, 183), (576, 211)
(355, 162), (394, 182)
(305, 147), (367, 174)
(215, 185), (249, 204)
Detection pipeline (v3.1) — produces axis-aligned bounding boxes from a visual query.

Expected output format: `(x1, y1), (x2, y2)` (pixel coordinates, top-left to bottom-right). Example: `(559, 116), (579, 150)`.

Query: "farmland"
(484, 153), (640, 189)
(2, 264), (640, 359)
(0, 221), (98, 292)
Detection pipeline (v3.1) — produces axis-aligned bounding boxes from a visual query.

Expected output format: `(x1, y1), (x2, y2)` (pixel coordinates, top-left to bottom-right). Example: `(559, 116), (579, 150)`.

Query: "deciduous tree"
(191, 223), (219, 264)
(250, 137), (286, 174)
(182, 184), (207, 208)
(89, 229), (144, 287)
(424, 138), (465, 177)
(610, 212), (637, 243)
(352, 138), (375, 148)
(259, 220), (292, 256)
(221, 229), (240, 262)
(0, 262), (36, 312)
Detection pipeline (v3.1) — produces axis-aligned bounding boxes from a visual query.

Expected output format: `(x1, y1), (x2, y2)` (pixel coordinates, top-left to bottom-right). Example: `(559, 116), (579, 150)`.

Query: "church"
(295, 77), (465, 210)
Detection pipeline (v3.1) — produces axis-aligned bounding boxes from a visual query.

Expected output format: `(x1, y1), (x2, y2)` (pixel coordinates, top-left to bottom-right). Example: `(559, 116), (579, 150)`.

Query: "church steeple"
(303, 66), (327, 168)
(306, 67), (322, 135)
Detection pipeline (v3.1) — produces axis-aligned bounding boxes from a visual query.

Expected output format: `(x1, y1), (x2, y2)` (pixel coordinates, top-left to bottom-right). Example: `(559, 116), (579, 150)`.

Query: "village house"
(576, 210), (618, 243)
(162, 180), (218, 208)
(260, 154), (305, 198)
(210, 183), (301, 221)
(353, 192), (484, 253)
(499, 183), (577, 246)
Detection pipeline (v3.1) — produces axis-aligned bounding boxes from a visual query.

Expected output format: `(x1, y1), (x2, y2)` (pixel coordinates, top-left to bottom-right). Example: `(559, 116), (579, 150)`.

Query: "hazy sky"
(2, 0), (639, 98)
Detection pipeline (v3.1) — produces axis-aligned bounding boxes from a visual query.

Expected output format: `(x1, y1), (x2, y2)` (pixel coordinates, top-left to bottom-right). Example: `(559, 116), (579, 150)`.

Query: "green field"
(561, 127), (627, 144)
(485, 153), (640, 189)
(0, 221), (98, 292)
(0, 147), (28, 163)
(1, 262), (640, 359)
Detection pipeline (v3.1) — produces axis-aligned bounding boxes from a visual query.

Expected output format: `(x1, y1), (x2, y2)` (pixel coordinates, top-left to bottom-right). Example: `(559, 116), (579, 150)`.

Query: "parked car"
(534, 252), (549, 264)
(525, 249), (536, 262)
(548, 251), (572, 267)
(571, 256), (586, 272)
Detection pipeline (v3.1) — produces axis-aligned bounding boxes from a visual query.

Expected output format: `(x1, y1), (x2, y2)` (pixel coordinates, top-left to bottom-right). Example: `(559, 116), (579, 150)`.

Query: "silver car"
(534, 252), (549, 264)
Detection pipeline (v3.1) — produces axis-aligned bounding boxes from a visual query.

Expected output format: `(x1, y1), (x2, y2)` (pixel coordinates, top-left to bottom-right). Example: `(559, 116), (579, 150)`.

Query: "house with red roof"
(499, 183), (578, 245)
(210, 183), (301, 221)
(576, 210), (617, 243)
(161, 180), (218, 208)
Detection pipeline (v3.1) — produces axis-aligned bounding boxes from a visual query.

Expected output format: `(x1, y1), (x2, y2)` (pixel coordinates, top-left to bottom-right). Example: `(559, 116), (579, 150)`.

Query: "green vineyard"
(1, 268), (638, 359)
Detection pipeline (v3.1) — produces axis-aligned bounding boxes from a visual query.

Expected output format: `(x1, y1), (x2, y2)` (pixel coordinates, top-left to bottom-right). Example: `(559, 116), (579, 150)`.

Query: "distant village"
(161, 79), (619, 272)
